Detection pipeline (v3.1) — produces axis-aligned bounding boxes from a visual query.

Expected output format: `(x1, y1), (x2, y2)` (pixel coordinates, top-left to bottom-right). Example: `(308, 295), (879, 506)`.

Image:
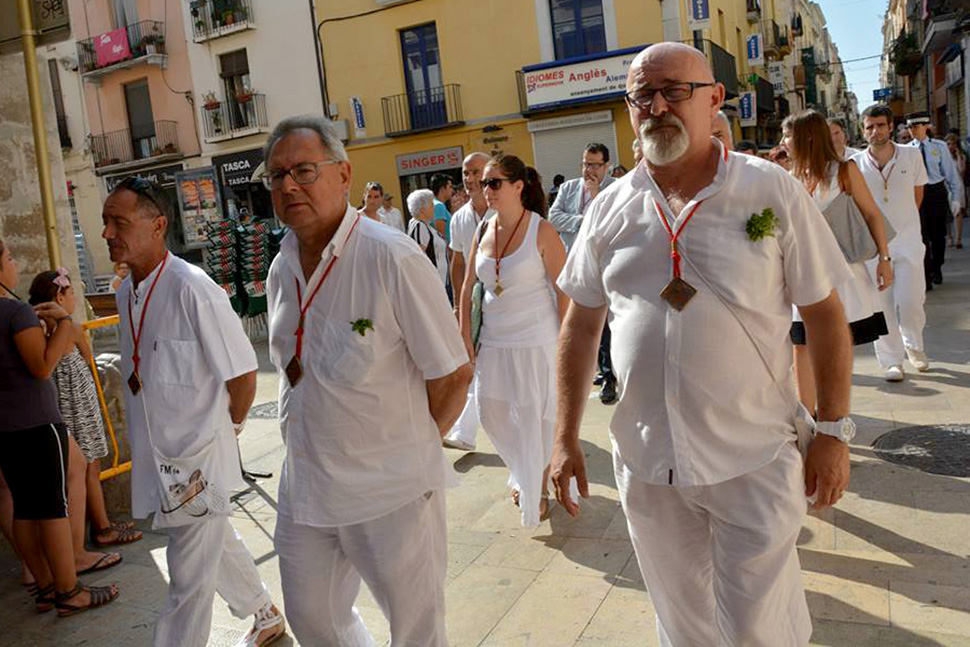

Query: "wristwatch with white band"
(815, 417), (856, 444)
(878, 254), (892, 262)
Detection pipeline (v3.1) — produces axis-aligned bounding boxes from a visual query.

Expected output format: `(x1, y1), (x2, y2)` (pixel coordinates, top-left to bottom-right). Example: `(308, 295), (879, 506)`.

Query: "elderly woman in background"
(407, 188), (449, 288)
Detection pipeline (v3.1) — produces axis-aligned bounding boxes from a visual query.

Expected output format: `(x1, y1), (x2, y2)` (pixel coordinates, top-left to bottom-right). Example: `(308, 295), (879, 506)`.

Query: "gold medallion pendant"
(285, 356), (304, 387)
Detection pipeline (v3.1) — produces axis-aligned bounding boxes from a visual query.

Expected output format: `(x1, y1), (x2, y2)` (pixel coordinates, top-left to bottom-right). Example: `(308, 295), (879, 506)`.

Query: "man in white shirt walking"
(854, 104), (930, 381)
(263, 115), (472, 646)
(443, 151), (494, 452)
(104, 177), (284, 647)
(552, 43), (856, 646)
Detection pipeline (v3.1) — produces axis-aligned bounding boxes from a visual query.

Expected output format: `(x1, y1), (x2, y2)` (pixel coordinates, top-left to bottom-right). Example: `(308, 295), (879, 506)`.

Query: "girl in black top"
(0, 237), (119, 616)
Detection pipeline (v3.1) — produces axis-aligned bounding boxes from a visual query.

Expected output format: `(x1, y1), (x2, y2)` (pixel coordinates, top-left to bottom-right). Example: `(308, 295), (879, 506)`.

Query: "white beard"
(639, 118), (690, 166)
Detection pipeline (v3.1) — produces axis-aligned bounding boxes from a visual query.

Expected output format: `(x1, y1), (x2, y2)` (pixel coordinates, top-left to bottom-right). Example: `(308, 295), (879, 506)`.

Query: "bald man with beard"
(551, 43), (855, 646)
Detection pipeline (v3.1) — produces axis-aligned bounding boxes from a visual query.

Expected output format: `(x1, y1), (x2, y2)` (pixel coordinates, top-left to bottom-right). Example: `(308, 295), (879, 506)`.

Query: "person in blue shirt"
(430, 173), (455, 245)
(906, 112), (964, 287)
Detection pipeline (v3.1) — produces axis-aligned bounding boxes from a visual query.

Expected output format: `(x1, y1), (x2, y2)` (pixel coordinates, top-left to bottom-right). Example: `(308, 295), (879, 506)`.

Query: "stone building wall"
(0, 51), (82, 309)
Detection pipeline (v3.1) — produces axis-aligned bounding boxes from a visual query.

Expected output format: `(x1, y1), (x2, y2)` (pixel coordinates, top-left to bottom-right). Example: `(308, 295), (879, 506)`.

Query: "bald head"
(625, 43), (724, 168)
(462, 151), (490, 196)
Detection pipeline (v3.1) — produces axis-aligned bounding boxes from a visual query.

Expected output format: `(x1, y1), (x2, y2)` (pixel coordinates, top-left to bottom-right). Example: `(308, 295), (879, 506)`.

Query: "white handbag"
(138, 394), (230, 529)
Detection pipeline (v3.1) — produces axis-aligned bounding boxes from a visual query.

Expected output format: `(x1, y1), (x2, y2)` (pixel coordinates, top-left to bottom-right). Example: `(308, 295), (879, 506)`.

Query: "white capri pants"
(868, 245), (927, 368)
(275, 490), (449, 647)
(155, 516), (271, 647)
(616, 442), (812, 647)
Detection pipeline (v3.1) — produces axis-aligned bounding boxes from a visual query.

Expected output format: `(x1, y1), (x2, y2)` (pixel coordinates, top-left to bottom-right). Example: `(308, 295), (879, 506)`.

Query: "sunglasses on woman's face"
(481, 177), (510, 190)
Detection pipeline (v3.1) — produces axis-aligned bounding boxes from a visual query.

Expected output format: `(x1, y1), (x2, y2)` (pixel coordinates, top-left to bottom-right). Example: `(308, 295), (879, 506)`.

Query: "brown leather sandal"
(54, 582), (119, 617)
(90, 523), (142, 547)
(34, 583), (55, 613)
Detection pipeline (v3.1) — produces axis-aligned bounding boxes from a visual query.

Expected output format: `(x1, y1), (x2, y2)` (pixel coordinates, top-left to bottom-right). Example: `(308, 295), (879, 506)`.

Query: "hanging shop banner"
(520, 45), (644, 111)
(686, 0), (711, 31)
(396, 146), (463, 176)
(768, 62), (785, 95)
(350, 96), (366, 138)
(739, 91), (757, 127)
(746, 33), (763, 68)
(175, 168), (223, 249)
(213, 148), (264, 189)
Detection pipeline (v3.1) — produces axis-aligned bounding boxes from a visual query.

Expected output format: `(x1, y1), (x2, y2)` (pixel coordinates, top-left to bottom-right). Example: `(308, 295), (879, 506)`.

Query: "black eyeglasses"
(624, 82), (716, 110)
(481, 177), (511, 190)
(262, 160), (340, 190)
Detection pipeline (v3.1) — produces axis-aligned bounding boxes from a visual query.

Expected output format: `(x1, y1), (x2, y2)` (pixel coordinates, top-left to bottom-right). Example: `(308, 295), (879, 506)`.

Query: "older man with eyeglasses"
(104, 177), (285, 647)
(552, 42), (855, 646)
(262, 115), (472, 646)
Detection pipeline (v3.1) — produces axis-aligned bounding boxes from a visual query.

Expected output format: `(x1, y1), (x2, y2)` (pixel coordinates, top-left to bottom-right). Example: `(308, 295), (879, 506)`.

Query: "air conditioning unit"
(330, 119), (351, 142)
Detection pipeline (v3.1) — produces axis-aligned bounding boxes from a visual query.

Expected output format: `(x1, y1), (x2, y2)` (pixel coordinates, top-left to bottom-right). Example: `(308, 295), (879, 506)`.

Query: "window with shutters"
(219, 49), (253, 129)
(48, 59), (71, 149)
(549, 0), (607, 61)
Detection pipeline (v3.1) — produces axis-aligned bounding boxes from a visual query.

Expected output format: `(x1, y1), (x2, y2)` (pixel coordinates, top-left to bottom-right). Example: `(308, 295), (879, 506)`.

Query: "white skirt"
(475, 342), (556, 527)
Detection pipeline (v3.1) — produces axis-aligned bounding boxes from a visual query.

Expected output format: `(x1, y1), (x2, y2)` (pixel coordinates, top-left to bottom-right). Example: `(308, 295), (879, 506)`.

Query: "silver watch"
(815, 417), (856, 443)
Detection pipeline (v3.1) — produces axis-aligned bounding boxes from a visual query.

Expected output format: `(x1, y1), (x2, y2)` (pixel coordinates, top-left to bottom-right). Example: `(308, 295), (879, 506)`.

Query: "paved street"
(2, 251), (969, 646)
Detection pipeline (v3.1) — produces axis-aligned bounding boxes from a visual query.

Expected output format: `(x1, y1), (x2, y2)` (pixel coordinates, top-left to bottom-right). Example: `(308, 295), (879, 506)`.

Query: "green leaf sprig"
(350, 318), (374, 336)
(746, 208), (779, 242)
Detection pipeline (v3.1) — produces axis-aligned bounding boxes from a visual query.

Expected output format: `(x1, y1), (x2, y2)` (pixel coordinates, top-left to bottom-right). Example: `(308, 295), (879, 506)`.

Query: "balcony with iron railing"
(190, 0), (255, 43)
(76, 20), (167, 80)
(381, 84), (463, 137)
(755, 76), (774, 113)
(746, 0), (761, 23)
(685, 39), (739, 99)
(201, 93), (268, 142)
(89, 120), (181, 172)
(763, 19), (782, 58)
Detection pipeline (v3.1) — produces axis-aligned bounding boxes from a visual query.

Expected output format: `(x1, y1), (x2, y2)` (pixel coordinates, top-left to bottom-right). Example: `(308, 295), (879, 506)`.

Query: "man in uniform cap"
(906, 112), (963, 288)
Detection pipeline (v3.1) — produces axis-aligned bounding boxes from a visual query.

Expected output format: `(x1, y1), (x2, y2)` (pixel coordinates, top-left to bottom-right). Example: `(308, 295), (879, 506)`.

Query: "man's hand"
(550, 437), (589, 517)
(804, 434), (850, 510)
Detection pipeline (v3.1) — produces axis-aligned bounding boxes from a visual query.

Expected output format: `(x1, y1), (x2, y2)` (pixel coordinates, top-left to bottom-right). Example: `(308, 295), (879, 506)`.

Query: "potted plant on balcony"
(163, 143), (178, 154)
(235, 86), (254, 104)
(223, 9), (236, 25)
(202, 91), (221, 111)
(891, 31), (923, 78)
(211, 110), (224, 135)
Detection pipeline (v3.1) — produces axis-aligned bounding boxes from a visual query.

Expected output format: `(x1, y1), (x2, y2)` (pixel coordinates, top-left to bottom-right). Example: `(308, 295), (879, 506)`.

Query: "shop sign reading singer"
(521, 47), (644, 110)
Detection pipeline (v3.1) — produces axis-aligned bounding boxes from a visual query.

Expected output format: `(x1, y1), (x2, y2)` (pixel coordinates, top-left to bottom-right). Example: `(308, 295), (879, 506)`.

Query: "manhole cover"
(249, 401), (278, 419)
(871, 425), (970, 477)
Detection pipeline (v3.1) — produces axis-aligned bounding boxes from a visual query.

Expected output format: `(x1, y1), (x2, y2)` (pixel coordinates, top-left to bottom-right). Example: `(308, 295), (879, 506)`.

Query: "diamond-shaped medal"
(285, 355), (304, 387)
(127, 371), (142, 395)
(659, 277), (697, 311)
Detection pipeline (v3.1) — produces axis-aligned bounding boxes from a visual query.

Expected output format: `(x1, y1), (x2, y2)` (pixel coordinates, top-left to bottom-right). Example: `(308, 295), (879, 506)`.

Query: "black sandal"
(35, 583), (55, 613)
(90, 523), (142, 547)
(54, 582), (119, 617)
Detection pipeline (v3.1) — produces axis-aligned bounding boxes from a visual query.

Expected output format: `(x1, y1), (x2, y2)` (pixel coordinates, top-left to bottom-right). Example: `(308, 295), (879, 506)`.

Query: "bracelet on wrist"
(56, 315), (73, 323)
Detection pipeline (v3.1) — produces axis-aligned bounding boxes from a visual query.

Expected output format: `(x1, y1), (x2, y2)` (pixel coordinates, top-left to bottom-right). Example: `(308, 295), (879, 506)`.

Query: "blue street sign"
(873, 88), (892, 101)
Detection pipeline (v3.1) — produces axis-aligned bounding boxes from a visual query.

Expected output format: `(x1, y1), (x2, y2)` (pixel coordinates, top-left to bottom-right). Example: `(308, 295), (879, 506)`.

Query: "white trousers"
(275, 490), (449, 647)
(155, 516), (271, 647)
(868, 247), (927, 368)
(445, 376), (480, 446)
(616, 443), (812, 647)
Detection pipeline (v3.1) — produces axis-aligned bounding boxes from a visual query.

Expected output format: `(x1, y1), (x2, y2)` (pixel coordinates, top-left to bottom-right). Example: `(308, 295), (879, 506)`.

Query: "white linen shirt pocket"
(311, 317), (376, 385)
(153, 337), (202, 387)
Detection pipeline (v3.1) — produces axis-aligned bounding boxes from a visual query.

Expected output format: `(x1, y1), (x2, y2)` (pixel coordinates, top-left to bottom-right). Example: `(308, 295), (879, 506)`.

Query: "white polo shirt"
(378, 206), (405, 232)
(267, 204), (468, 527)
(558, 145), (851, 487)
(449, 200), (493, 256)
(117, 254), (257, 518)
(851, 145), (927, 250)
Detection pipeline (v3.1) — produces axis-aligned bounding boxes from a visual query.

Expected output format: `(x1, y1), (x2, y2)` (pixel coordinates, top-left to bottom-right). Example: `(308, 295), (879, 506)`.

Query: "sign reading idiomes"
(520, 46), (644, 110)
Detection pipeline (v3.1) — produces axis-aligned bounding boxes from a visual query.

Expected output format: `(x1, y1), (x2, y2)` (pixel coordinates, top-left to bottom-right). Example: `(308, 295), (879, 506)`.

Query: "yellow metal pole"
(17, 0), (61, 270)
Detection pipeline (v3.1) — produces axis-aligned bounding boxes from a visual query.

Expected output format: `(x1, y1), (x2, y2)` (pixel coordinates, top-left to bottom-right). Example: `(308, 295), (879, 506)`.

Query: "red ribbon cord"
(293, 215), (361, 362)
(127, 252), (170, 376)
(652, 200), (703, 279)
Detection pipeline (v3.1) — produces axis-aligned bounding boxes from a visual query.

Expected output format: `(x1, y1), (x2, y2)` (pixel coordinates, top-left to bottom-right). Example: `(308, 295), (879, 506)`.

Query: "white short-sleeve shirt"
(117, 254), (258, 518)
(267, 204), (468, 526)
(851, 145), (927, 250)
(558, 145), (852, 487)
(449, 201), (493, 256)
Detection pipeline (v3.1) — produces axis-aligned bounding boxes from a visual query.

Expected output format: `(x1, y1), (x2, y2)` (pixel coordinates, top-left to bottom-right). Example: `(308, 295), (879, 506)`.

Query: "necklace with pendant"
(493, 209), (528, 296)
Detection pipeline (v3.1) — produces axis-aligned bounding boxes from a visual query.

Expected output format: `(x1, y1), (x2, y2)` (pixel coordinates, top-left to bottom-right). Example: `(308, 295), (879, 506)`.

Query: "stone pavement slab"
(2, 252), (970, 646)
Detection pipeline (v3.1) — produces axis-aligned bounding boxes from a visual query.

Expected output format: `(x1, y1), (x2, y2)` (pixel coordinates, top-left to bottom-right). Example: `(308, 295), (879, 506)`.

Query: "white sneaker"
(235, 603), (285, 647)
(905, 348), (930, 372)
(442, 436), (475, 452)
(885, 365), (905, 382)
